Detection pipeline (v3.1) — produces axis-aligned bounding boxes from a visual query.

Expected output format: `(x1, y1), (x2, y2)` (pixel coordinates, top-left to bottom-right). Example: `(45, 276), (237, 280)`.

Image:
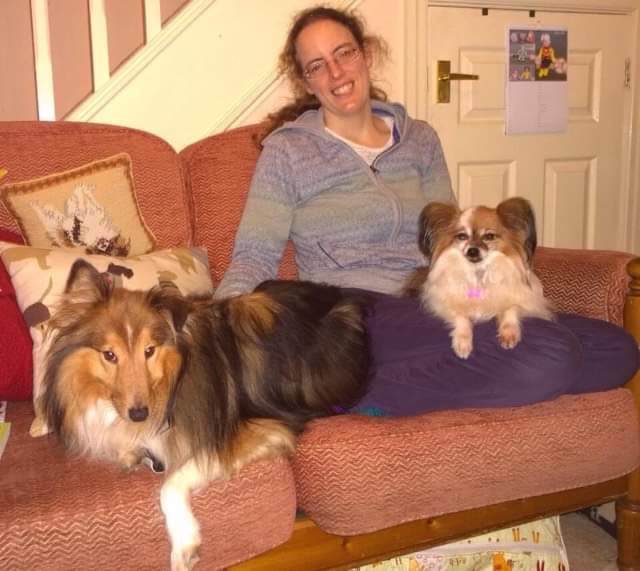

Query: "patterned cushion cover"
(1, 153), (155, 257)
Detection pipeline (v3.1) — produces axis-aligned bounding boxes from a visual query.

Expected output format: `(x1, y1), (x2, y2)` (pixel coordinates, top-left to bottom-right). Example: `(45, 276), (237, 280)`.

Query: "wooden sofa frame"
(229, 258), (640, 571)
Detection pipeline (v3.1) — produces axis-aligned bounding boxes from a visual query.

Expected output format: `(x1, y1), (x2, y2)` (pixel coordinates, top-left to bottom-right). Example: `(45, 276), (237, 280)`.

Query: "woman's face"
(295, 19), (371, 124)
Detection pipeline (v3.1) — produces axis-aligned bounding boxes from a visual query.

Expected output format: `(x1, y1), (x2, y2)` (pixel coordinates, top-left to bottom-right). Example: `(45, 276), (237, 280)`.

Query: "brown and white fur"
(42, 260), (369, 570)
(406, 197), (553, 359)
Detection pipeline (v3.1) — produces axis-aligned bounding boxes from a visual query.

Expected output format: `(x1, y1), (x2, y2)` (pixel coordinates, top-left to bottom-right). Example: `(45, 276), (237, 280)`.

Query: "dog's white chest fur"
(423, 249), (549, 322)
(420, 248), (552, 359)
(77, 399), (151, 465)
(425, 250), (509, 318)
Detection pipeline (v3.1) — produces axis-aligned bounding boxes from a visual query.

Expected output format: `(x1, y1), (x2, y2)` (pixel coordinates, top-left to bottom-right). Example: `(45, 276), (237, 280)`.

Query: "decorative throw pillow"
(0, 154), (156, 256)
(0, 241), (214, 434)
(0, 229), (32, 401)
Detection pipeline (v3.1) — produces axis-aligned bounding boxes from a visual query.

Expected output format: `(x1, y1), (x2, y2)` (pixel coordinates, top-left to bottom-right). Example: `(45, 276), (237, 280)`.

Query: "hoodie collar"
(264, 100), (408, 146)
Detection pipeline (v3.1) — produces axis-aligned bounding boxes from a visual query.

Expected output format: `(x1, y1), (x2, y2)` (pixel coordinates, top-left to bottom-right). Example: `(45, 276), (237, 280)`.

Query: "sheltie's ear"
(64, 259), (113, 304)
(497, 197), (537, 262)
(147, 285), (192, 332)
(418, 202), (459, 261)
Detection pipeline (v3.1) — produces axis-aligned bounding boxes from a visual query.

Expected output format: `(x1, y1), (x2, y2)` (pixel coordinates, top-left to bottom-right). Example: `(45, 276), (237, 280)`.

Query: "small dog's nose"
(128, 406), (149, 422)
(466, 247), (481, 262)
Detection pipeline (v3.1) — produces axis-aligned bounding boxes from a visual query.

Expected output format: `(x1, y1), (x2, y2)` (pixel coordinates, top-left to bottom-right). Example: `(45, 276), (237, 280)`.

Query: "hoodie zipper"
(367, 142), (403, 246)
(273, 105), (408, 248)
(324, 129), (404, 248)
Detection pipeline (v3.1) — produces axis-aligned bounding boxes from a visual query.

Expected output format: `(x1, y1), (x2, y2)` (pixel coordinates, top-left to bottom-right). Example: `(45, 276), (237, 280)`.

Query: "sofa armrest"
(533, 246), (634, 326)
(624, 258), (640, 405)
(625, 258), (640, 340)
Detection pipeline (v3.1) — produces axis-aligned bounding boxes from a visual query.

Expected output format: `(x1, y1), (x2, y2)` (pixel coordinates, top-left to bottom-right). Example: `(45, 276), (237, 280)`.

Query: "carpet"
(562, 511), (618, 570)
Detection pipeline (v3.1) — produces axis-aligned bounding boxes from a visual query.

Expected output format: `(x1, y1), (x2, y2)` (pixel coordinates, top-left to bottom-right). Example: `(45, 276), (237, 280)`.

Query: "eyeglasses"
(302, 45), (361, 80)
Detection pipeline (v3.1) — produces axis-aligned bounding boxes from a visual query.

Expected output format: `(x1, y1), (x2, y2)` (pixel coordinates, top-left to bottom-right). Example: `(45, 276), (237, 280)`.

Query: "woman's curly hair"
(255, 5), (389, 146)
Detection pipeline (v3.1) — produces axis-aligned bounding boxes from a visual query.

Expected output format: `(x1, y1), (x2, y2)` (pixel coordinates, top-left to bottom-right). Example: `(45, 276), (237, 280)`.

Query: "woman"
(216, 5), (638, 417)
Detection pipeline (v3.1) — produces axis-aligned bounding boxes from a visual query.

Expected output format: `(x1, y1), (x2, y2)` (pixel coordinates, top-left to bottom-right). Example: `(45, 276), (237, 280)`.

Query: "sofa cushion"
(0, 121), (190, 250)
(1, 153), (155, 256)
(293, 388), (640, 535)
(0, 401), (297, 570)
(180, 123), (298, 286)
(0, 242), (213, 420)
(0, 230), (31, 401)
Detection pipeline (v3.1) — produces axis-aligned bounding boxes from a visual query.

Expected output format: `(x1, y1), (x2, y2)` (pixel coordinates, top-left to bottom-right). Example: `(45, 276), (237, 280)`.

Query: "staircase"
(28, 0), (361, 150)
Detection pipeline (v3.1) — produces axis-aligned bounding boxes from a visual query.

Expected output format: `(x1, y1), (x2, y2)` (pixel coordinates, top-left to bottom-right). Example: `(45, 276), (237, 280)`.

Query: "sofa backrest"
(180, 123), (298, 286)
(0, 121), (191, 249)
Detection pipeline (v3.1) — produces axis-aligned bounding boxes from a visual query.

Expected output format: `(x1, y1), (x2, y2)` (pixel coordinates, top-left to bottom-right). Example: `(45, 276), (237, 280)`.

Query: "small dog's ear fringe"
(497, 197), (537, 261)
(64, 259), (113, 303)
(418, 202), (459, 260)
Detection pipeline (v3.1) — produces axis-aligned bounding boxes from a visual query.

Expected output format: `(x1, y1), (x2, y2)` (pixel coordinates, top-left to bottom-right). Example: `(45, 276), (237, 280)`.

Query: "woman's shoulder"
(256, 112), (335, 176)
(373, 100), (441, 143)
(402, 114), (440, 142)
(263, 109), (325, 146)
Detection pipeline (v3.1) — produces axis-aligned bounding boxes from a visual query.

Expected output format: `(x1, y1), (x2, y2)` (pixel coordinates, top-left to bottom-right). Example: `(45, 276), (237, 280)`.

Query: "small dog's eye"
(483, 232), (497, 241)
(144, 346), (156, 359)
(455, 233), (469, 241)
(102, 350), (118, 364)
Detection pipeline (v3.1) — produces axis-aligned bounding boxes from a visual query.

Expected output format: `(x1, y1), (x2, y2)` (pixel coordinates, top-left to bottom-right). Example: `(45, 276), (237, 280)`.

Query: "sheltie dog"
(405, 197), (553, 359)
(42, 259), (369, 570)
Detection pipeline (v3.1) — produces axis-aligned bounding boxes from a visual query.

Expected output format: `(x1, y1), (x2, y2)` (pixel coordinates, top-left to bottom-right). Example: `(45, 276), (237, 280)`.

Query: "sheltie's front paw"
(161, 476), (202, 571)
(168, 519), (201, 571)
(29, 414), (50, 437)
(171, 540), (201, 571)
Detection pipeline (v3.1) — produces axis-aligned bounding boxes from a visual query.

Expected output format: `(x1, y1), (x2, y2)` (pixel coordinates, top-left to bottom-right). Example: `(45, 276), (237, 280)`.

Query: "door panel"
(427, 7), (631, 250)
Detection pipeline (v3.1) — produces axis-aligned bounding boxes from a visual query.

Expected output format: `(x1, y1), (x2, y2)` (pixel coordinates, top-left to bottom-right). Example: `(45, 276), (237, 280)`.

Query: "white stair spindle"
(30, 0), (56, 120)
(144, 0), (162, 42)
(89, 0), (110, 90)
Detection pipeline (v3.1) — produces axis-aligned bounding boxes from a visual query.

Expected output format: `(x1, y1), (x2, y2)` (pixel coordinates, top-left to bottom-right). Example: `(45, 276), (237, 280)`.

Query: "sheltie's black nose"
(128, 406), (149, 422)
(466, 247), (482, 263)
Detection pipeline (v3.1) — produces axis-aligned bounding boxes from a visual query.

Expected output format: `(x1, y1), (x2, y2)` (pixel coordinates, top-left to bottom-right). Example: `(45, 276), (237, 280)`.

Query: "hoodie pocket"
(316, 241), (418, 271)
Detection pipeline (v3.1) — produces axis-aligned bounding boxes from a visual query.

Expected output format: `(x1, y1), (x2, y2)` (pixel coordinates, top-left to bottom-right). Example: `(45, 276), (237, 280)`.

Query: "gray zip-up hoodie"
(215, 100), (454, 297)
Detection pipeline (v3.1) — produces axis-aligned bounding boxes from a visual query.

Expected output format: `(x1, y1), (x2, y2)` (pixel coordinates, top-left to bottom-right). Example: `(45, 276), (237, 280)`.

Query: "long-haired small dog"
(42, 260), (369, 570)
(405, 197), (553, 359)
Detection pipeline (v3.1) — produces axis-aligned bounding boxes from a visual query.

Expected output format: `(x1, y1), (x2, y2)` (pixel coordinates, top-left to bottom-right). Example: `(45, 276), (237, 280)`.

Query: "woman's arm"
(215, 140), (296, 298)
(419, 124), (455, 205)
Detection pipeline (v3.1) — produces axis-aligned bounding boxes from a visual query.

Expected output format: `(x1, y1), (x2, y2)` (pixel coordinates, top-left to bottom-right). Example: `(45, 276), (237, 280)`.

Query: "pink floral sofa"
(1, 121), (639, 570)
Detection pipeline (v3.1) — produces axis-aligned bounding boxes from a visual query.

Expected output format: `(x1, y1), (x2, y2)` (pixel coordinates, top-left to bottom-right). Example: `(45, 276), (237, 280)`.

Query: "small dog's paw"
(498, 323), (521, 349)
(171, 542), (201, 571)
(452, 334), (473, 359)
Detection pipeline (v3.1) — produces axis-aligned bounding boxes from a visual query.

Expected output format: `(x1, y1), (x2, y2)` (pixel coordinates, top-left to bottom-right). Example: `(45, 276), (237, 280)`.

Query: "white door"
(426, 6), (633, 251)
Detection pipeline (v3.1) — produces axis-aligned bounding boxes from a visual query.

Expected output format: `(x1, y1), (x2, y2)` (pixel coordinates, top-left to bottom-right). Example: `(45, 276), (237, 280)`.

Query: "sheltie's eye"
(455, 232), (469, 241)
(144, 346), (156, 359)
(102, 350), (118, 364)
(483, 232), (497, 241)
